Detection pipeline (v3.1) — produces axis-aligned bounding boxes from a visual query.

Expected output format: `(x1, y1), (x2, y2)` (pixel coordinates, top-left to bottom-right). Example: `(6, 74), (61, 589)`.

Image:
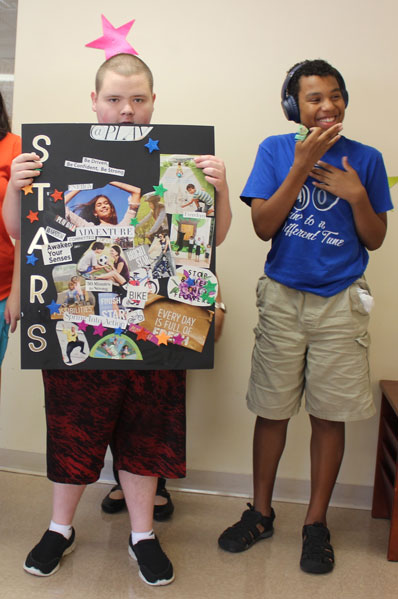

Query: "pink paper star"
(173, 334), (185, 346)
(78, 320), (88, 332)
(85, 14), (138, 59)
(93, 323), (107, 336)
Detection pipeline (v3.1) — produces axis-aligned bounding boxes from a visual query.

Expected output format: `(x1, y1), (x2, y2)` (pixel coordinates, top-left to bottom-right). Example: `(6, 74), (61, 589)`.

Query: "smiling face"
(94, 196), (112, 220)
(91, 70), (156, 125)
(297, 75), (345, 130)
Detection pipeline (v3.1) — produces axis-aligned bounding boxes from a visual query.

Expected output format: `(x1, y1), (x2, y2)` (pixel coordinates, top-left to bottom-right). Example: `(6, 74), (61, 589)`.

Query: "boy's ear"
(91, 91), (97, 113)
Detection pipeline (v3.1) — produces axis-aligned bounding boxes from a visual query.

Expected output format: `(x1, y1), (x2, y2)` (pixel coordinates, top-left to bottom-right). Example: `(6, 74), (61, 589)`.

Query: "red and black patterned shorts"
(42, 369), (186, 484)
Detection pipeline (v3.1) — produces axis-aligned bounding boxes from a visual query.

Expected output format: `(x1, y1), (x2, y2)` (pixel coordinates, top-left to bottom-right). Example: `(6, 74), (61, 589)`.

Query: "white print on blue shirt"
(282, 186), (343, 248)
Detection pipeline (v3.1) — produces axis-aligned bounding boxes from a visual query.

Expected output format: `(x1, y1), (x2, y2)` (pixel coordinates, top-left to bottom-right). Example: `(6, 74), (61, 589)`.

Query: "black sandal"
(218, 503), (275, 553)
(101, 479), (174, 520)
(300, 522), (335, 574)
(101, 484), (126, 514)
(154, 478), (174, 522)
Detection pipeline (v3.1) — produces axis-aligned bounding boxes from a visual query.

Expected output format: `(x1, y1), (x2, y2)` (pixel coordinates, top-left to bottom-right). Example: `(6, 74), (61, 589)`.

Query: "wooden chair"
(371, 380), (398, 560)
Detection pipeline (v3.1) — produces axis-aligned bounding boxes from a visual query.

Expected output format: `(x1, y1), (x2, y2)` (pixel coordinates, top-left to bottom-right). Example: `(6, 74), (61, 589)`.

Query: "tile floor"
(0, 471), (396, 599)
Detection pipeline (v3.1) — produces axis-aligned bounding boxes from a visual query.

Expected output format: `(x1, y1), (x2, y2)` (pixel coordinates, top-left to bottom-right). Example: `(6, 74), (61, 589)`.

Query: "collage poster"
(20, 124), (216, 370)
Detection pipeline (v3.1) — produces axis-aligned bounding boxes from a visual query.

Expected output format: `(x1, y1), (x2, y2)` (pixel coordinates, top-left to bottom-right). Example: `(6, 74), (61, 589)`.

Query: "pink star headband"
(85, 14), (138, 59)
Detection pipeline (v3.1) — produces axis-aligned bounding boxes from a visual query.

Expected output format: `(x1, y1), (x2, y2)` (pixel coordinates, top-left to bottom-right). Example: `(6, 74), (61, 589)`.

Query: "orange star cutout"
(26, 210), (39, 223)
(157, 331), (170, 346)
(51, 189), (64, 202)
(22, 184), (34, 195)
(136, 327), (150, 341)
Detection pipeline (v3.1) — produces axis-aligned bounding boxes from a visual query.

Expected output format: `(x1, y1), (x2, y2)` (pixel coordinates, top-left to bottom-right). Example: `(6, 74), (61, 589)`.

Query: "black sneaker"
(128, 536), (174, 586)
(218, 503), (275, 552)
(300, 522), (335, 574)
(24, 528), (76, 576)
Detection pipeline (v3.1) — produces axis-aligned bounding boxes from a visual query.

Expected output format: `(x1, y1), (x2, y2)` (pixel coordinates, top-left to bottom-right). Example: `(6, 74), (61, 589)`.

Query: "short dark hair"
(286, 60), (346, 104)
(92, 241), (105, 250)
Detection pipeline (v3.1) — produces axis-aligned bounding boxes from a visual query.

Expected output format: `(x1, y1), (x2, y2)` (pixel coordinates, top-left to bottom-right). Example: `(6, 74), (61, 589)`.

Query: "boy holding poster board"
(3, 53), (231, 585)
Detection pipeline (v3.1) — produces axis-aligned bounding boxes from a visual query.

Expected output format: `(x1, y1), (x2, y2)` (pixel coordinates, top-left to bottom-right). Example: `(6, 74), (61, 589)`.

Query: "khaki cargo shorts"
(246, 275), (375, 422)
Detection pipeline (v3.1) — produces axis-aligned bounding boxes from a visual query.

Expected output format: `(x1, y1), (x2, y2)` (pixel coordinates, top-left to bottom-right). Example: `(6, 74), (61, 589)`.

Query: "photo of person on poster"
(95, 244), (130, 286)
(135, 193), (168, 242)
(65, 181), (141, 228)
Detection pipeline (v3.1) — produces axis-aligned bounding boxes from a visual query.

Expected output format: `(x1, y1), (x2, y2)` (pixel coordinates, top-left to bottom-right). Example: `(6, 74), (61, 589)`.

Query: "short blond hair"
(95, 53), (154, 93)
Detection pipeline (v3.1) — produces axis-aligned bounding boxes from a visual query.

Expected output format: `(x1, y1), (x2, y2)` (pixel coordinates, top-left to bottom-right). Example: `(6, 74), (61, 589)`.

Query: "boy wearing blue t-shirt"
(218, 59), (392, 574)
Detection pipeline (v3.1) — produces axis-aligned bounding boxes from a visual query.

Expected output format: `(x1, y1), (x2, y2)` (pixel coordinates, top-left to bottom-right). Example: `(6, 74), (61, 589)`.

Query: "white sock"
(49, 520), (73, 540)
(131, 530), (155, 545)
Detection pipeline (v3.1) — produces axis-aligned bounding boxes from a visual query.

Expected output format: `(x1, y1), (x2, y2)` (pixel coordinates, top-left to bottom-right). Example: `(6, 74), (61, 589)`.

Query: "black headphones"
(281, 62), (349, 123)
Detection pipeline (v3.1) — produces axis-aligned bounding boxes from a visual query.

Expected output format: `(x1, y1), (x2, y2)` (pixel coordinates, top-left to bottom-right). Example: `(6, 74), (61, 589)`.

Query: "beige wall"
(1, 0), (397, 494)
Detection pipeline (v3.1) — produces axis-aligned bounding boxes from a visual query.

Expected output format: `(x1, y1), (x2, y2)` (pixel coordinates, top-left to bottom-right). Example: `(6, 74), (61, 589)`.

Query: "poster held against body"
(21, 124), (216, 370)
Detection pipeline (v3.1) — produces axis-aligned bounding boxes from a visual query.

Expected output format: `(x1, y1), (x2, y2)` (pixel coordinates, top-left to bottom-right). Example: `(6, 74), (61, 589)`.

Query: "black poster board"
(21, 124), (216, 370)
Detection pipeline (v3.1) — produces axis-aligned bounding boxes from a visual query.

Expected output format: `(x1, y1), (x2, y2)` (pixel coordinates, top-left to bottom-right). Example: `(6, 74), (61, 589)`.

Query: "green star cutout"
(153, 183), (168, 197)
(201, 291), (215, 304)
(130, 217), (139, 226)
(204, 280), (217, 294)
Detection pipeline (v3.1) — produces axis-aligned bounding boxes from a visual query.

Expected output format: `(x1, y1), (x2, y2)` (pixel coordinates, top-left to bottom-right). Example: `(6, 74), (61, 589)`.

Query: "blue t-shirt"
(241, 134), (393, 297)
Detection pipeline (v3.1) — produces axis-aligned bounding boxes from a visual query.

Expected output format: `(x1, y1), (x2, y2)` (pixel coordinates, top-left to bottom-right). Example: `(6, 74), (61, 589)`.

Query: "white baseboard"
(0, 448), (373, 510)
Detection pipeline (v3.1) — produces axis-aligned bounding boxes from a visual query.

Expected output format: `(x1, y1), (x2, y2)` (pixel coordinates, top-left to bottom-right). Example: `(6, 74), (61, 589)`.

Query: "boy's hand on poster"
(10, 152), (42, 190)
(194, 155), (227, 193)
(310, 157), (365, 205)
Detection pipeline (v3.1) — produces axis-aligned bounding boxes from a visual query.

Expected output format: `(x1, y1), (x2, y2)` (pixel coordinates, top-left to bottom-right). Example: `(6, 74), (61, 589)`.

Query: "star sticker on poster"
(200, 291), (215, 304)
(173, 334), (185, 346)
(85, 14), (138, 60)
(50, 189), (64, 202)
(130, 217), (138, 226)
(22, 184), (34, 195)
(144, 138), (159, 153)
(78, 320), (88, 332)
(46, 299), (61, 315)
(204, 280), (217, 294)
(153, 183), (167, 197)
(26, 253), (38, 265)
(135, 327), (150, 341)
(26, 210), (39, 223)
(93, 323), (107, 336)
(114, 327), (124, 336)
(157, 331), (170, 346)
